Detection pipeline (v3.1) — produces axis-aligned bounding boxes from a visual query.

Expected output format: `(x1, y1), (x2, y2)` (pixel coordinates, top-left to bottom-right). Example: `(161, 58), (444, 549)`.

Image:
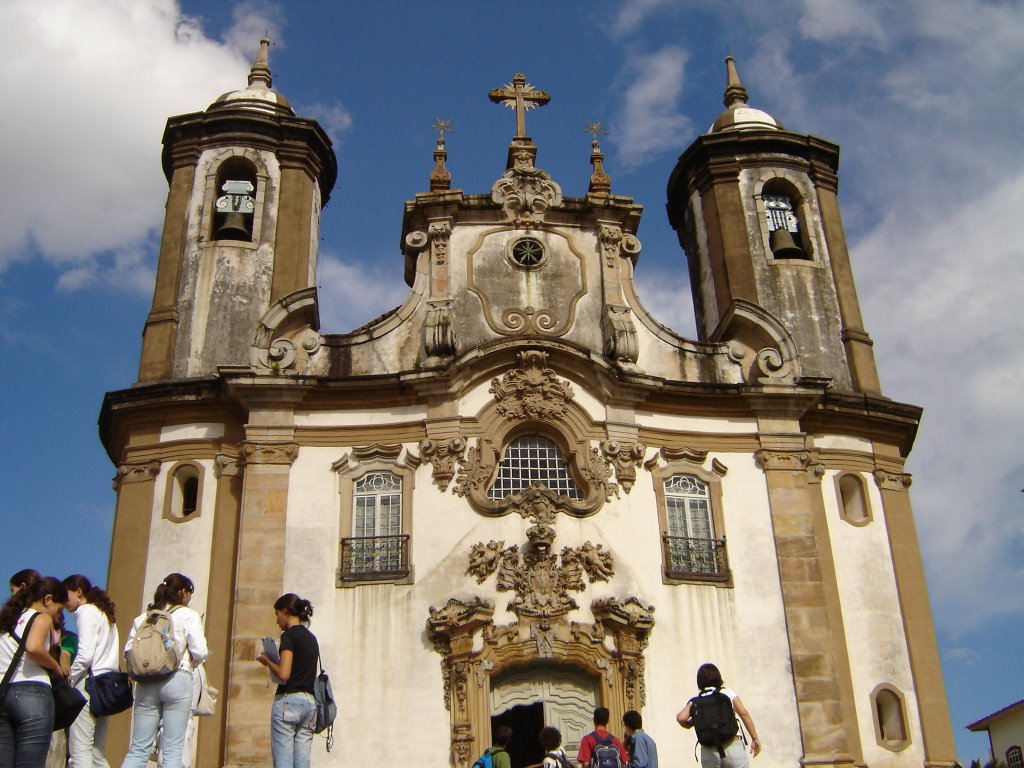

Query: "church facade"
(100, 43), (956, 768)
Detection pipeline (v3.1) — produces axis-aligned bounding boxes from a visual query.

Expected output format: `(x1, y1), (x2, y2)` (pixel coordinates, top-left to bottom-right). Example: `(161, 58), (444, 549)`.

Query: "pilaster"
(755, 447), (863, 768)
(874, 470), (957, 768)
(196, 454), (244, 768)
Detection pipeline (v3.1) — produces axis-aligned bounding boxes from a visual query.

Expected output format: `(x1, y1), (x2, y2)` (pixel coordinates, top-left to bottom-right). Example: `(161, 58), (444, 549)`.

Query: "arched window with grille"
(488, 434), (580, 500)
(1007, 746), (1023, 768)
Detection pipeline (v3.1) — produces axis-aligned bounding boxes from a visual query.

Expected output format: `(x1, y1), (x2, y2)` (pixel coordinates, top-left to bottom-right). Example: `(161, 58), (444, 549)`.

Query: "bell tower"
(667, 57), (880, 394)
(137, 39), (336, 382)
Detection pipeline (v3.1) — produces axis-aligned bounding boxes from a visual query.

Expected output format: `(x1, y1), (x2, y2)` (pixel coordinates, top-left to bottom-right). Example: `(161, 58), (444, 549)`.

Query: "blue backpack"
(590, 733), (622, 768)
(474, 748), (507, 768)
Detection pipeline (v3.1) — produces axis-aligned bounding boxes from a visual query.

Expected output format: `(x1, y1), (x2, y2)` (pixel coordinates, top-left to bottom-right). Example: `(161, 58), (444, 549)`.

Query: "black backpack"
(690, 688), (739, 756)
(589, 733), (623, 768)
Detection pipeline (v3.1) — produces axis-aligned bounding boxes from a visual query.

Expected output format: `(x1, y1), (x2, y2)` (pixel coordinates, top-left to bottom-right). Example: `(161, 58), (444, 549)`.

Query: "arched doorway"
(490, 664), (600, 768)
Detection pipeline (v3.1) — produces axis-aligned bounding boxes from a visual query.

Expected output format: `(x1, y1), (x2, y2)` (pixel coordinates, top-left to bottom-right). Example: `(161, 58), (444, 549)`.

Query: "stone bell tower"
(667, 57), (880, 394)
(137, 39), (337, 383)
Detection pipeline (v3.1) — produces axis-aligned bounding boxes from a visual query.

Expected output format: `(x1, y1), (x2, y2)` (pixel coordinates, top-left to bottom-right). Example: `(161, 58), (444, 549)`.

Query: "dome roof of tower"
(709, 56), (782, 133)
(208, 38), (294, 117)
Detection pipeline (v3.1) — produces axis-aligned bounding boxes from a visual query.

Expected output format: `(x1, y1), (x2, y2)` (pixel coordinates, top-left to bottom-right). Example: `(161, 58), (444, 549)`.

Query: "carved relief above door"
(427, 525), (654, 768)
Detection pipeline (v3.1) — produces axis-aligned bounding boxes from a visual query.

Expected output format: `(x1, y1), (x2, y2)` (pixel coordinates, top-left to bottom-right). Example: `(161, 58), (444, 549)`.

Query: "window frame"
(488, 433), (582, 501)
(752, 174), (819, 266)
(834, 471), (872, 526)
(162, 461), (205, 523)
(650, 456), (731, 586)
(870, 683), (911, 752)
(334, 446), (417, 587)
(1006, 746), (1023, 768)
(200, 149), (269, 250)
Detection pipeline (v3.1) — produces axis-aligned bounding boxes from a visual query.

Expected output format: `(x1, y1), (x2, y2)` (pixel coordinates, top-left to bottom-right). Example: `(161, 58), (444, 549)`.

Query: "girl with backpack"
(62, 575), (120, 768)
(120, 573), (208, 768)
(0, 575), (70, 767)
(676, 663), (761, 768)
(257, 594), (320, 768)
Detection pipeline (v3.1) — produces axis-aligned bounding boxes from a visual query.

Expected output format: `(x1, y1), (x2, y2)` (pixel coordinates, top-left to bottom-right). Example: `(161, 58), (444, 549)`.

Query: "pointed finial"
(428, 118), (453, 191)
(584, 122), (612, 194)
(248, 38), (272, 89)
(723, 55), (749, 108)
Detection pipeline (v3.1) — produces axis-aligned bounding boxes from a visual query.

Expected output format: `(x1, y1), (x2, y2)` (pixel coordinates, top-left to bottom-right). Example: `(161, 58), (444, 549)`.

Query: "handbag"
(85, 669), (134, 716)
(193, 664), (218, 717)
(1, 613), (86, 730)
(51, 676), (87, 731)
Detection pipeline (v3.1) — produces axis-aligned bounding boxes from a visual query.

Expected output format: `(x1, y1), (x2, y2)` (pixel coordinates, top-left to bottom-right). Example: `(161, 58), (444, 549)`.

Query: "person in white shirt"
(540, 725), (571, 768)
(677, 663), (761, 768)
(0, 575), (69, 767)
(120, 574), (208, 768)
(63, 575), (120, 768)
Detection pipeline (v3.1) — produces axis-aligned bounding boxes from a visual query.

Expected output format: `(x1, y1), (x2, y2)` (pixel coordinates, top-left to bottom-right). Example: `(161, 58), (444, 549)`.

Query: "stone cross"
(488, 73), (551, 139)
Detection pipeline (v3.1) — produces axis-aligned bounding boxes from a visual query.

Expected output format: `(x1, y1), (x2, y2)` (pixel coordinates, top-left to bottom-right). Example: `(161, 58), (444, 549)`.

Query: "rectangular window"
(662, 474), (729, 581)
(341, 472), (409, 580)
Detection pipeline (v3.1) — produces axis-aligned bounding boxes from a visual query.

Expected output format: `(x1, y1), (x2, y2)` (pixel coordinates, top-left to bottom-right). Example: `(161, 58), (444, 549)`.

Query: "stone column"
(874, 470), (957, 768)
(756, 448), (863, 768)
(196, 454), (244, 768)
(105, 460), (161, 765)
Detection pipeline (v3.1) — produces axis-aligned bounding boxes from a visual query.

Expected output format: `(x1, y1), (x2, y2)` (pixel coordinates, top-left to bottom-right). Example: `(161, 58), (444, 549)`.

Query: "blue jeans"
(270, 693), (316, 768)
(119, 670), (192, 768)
(0, 681), (55, 768)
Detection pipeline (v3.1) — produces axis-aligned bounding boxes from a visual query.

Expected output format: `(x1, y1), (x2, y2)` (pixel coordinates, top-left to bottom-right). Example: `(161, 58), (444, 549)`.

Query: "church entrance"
(490, 664), (600, 768)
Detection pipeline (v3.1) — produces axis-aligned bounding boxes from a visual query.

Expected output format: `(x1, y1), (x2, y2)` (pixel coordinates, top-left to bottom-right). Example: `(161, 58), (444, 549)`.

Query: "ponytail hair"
(0, 576), (68, 634)
(63, 574), (117, 624)
(148, 573), (194, 610)
(274, 593), (313, 623)
(8, 569), (40, 593)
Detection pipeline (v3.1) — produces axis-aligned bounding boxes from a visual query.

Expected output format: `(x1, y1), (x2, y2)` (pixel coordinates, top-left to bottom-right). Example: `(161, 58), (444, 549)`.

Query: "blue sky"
(1, 1), (1021, 762)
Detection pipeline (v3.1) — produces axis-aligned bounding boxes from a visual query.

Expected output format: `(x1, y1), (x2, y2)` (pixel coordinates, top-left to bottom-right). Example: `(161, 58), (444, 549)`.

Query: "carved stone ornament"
(113, 460), (161, 490)
(250, 288), (323, 376)
(331, 443), (422, 475)
(600, 441), (646, 493)
(242, 442), (299, 466)
(754, 448), (817, 472)
(489, 350), (574, 421)
(602, 305), (639, 366)
(420, 437), (466, 490)
(425, 300), (458, 359)
(213, 454), (242, 478)
(598, 225), (622, 268)
(491, 143), (563, 225)
(755, 346), (795, 382)
(873, 469), (912, 492)
(470, 528), (616, 619)
(429, 220), (452, 265)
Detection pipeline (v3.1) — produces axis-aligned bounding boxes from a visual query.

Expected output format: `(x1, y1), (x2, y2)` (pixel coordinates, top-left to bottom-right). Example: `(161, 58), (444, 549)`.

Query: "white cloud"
(303, 102), (354, 149)
(634, 268), (698, 339)
(613, 47), (692, 169)
(0, 0), (250, 275)
(797, 0), (889, 46)
(855, 172), (1024, 633)
(610, 0), (676, 37)
(316, 250), (411, 334)
(221, 0), (285, 54)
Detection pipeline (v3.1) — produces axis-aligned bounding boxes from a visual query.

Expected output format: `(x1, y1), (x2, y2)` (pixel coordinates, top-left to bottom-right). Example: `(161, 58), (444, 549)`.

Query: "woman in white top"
(0, 575), (69, 767)
(63, 575), (120, 768)
(120, 573), (208, 768)
(677, 663), (761, 768)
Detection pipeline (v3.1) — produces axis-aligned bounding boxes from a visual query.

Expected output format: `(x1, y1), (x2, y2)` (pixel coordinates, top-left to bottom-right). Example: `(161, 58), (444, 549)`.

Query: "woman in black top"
(257, 594), (320, 768)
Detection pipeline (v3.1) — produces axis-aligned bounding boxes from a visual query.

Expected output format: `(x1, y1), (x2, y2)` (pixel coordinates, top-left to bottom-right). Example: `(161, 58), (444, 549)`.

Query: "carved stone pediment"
(490, 350), (573, 420)
(491, 144), (562, 225)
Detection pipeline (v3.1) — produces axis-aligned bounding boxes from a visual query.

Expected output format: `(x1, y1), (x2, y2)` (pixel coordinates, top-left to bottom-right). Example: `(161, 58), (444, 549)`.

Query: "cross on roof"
(488, 73), (551, 139)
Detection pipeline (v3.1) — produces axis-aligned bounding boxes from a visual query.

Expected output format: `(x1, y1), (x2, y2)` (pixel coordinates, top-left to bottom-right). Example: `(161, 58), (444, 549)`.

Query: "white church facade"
(100, 43), (957, 768)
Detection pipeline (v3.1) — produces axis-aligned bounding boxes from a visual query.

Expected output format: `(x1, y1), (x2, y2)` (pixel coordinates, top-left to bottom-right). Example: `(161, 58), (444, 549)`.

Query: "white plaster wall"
(823, 469), (925, 767)
(276, 428), (807, 767)
(634, 410), (758, 434)
(159, 423), (225, 442)
(139, 459), (217, 620)
(990, 713), (1024, 762)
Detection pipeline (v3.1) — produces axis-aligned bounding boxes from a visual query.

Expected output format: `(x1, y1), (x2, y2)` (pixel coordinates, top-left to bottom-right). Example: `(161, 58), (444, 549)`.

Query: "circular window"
(509, 238), (545, 269)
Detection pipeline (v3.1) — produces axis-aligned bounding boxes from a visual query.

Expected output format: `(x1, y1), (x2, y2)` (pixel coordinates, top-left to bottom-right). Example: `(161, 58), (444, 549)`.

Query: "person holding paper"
(256, 594), (320, 768)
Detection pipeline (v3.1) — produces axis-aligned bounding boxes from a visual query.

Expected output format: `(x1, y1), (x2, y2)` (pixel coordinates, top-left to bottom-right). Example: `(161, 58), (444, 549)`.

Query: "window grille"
(488, 435), (580, 500)
(662, 474), (729, 579)
(1007, 747), (1023, 768)
(350, 472), (403, 574)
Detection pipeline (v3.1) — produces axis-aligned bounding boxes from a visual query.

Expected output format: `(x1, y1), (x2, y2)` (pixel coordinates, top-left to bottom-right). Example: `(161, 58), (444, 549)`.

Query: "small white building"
(968, 700), (1024, 767)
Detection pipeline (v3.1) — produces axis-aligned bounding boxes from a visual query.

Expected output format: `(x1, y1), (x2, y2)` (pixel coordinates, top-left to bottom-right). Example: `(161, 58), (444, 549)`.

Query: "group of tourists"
(0, 569), (321, 768)
(4, 566), (759, 768)
(484, 664), (761, 768)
